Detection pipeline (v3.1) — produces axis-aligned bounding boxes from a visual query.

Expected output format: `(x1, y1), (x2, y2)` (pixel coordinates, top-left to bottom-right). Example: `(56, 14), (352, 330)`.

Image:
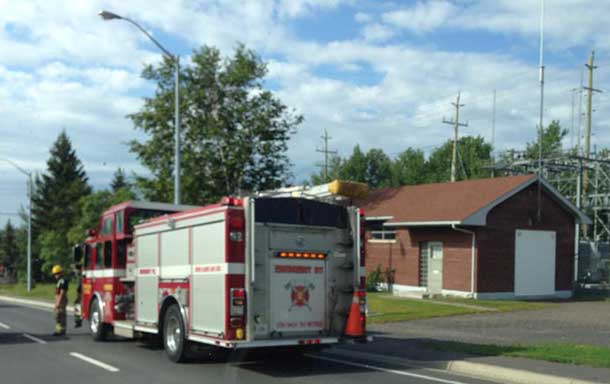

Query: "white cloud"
(276, 0), (347, 19)
(361, 23), (395, 42)
(354, 11), (372, 23)
(382, 1), (455, 33)
(2, 0), (610, 226)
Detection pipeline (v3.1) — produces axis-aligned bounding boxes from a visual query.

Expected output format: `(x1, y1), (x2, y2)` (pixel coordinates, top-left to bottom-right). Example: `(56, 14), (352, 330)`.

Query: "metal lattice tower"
(492, 150), (610, 241)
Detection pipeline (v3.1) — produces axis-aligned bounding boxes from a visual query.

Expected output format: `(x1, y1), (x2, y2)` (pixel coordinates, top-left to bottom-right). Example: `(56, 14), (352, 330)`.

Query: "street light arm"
(0, 158), (31, 177)
(121, 17), (177, 62)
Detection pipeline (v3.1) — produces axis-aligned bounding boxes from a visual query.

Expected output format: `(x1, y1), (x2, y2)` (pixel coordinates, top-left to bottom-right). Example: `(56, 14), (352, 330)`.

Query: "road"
(0, 300), (497, 384)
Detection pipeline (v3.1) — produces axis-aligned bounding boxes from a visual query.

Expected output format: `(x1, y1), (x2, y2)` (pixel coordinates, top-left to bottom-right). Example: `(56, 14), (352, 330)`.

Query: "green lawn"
(435, 297), (550, 312)
(367, 293), (549, 324)
(422, 340), (610, 369)
(0, 283), (77, 303)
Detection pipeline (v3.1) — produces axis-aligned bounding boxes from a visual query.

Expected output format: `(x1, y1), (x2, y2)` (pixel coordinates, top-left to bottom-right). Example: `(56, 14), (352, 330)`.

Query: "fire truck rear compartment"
(249, 198), (357, 342)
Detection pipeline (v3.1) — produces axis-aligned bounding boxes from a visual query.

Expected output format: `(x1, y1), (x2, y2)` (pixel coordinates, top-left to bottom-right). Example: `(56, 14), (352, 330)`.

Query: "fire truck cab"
(75, 185), (368, 362)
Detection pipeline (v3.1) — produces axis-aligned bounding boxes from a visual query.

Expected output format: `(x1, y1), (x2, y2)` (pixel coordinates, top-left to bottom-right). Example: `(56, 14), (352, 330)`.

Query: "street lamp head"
(98, 10), (123, 21)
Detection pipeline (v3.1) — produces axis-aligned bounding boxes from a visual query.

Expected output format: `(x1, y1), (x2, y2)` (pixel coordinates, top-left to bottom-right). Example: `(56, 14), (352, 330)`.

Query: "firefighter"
(52, 265), (68, 336)
(73, 263), (82, 328)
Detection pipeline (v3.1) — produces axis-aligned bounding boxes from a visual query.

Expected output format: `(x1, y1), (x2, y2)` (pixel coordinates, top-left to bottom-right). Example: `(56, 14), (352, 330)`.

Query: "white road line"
(70, 352), (120, 373)
(0, 321), (10, 329)
(307, 354), (471, 384)
(22, 333), (47, 344)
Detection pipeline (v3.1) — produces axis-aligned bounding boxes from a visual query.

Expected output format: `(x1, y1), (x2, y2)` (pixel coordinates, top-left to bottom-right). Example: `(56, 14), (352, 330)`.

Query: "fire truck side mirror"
(87, 228), (97, 237)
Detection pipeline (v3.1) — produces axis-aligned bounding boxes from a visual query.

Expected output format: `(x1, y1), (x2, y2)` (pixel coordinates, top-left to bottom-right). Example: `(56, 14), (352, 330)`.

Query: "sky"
(2, 0), (610, 227)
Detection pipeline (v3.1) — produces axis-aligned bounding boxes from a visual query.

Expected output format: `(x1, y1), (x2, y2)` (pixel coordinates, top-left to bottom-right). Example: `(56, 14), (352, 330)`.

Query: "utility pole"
(491, 89), (496, 178)
(536, 0), (545, 222)
(583, 50), (601, 197)
(316, 129), (337, 182)
(570, 87), (576, 150)
(577, 67), (584, 156)
(443, 92), (468, 182)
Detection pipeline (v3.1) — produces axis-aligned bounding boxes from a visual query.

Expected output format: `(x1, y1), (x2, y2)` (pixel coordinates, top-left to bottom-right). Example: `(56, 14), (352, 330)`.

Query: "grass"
(435, 297), (550, 312)
(0, 282), (77, 303)
(366, 293), (549, 324)
(422, 340), (610, 369)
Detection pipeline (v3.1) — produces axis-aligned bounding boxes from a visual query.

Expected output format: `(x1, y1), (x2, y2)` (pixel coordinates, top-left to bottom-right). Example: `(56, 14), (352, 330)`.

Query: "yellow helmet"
(51, 265), (63, 275)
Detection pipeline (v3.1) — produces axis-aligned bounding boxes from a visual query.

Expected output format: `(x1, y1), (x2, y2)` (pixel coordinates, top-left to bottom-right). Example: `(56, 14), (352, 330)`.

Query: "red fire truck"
(74, 184), (368, 362)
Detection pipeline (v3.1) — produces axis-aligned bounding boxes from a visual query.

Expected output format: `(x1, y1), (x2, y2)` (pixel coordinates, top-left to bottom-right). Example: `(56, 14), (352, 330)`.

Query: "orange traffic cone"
(344, 291), (365, 337)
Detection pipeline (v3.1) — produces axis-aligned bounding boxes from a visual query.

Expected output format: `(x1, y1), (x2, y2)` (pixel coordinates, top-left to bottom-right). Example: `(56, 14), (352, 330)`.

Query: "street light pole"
(1, 158), (33, 292)
(99, 10), (181, 204)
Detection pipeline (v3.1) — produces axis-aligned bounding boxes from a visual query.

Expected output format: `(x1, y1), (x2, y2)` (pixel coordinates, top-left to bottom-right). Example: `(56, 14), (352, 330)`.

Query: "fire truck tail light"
(229, 216), (244, 230)
(277, 251), (326, 259)
(231, 288), (245, 298)
(230, 288), (246, 317)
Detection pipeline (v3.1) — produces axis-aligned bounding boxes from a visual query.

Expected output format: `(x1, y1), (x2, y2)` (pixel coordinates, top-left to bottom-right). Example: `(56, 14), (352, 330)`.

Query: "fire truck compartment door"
(269, 258), (326, 334)
(135, 234), (158, 324)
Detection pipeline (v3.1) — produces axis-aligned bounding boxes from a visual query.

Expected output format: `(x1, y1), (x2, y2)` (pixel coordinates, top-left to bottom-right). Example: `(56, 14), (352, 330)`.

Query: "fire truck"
(73, 181), (369, 362)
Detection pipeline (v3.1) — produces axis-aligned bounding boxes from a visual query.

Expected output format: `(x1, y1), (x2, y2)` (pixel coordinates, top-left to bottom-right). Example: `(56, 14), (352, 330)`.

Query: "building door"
(427, 242), (444, 294)
(515, 230), (556, 297)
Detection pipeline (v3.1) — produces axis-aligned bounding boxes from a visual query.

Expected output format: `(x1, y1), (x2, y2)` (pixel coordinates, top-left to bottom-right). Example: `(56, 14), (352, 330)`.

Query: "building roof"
(357, 174), (591, 226)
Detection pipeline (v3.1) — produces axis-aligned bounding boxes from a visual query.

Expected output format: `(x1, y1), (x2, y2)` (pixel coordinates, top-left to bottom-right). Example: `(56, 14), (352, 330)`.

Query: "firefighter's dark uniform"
(54, 276), (68, 335)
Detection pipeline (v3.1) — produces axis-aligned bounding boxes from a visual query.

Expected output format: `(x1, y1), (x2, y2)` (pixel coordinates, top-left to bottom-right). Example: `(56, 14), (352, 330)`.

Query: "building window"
(367, 220), (396, 243)
(370, 230), (397, 241)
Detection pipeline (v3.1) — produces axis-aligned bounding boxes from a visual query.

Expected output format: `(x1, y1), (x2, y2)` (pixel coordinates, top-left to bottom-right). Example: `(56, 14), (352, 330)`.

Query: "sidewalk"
(338, 334), (609, 384)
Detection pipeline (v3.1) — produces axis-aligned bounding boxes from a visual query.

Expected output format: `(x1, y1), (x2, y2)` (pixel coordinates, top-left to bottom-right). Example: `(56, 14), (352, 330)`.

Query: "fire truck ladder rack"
(256, 180), (369, 201)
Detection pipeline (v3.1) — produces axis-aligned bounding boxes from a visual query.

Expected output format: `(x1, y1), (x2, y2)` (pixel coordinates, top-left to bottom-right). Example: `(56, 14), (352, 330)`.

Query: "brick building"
(358, 174), (590, 299)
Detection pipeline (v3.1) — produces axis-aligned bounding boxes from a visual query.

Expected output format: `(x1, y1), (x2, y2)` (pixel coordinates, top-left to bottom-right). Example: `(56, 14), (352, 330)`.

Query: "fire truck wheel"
(163, 304), (189, 363)
(89, 298), (109, 341)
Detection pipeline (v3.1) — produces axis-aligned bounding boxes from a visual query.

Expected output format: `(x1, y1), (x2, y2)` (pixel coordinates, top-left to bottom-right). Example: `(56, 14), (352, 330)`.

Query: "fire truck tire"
(89, 298), (109, 341)
(162, 304), (190, 363)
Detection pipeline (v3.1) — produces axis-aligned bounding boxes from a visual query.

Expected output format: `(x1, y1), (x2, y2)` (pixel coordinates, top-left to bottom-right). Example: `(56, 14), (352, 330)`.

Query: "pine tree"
(32, 131), (91, 273)
(111, 168), (129, 192)
(1, 221), (19, 282)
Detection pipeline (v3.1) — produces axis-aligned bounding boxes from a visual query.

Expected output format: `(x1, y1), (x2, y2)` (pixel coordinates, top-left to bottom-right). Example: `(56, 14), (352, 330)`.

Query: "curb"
(331, 348), (604, 384)
(0, 295), (75, 313)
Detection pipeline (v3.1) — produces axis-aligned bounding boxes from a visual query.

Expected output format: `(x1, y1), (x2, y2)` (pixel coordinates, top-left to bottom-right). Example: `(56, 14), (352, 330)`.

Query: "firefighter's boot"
(53, 309), (67, 336)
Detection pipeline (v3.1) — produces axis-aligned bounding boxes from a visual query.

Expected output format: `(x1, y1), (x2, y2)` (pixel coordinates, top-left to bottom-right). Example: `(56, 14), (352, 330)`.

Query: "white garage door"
(514, 229), (556, 297)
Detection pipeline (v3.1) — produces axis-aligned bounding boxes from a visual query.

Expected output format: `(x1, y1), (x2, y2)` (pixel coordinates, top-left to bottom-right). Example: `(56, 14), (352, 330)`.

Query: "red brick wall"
(366, 228), (472, 291)
(476, 184), (575, 293)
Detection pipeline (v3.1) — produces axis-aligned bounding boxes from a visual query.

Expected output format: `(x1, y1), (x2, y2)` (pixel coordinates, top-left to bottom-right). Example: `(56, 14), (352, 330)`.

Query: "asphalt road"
(0, 300), (497, 384)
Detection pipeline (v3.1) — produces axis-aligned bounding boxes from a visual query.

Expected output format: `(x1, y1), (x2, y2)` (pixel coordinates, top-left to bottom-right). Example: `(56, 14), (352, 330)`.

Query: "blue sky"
(2, 0), (610, 227)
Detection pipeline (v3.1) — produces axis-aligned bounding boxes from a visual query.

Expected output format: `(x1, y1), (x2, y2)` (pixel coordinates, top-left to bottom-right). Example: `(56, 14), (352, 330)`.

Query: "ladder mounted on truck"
(257, 179), (369, 200)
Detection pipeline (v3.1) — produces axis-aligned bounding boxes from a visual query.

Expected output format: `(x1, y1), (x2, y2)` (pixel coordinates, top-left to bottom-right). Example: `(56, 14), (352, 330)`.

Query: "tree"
(364, 149), (393, 188)
(425, 136), (492, 183)
(0, 221), (19, 281)
(339, 145), (368, 183)
(334, 146), (393, 188)
(129, 44), (302, 204)
(110, 168), (129, 192)
(391, 148), (426, 186)
(525, 120), (567, 160)
(32, 131), (91, 273)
